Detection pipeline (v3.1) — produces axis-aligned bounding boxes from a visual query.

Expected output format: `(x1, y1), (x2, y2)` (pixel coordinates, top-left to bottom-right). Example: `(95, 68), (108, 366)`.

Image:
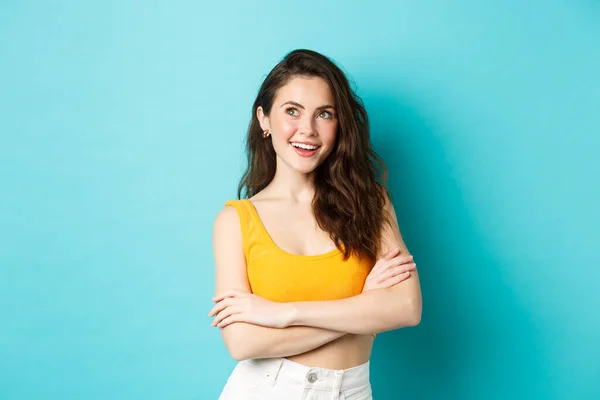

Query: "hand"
(362, 248), (416, 292)
(208, 290), (293, 329)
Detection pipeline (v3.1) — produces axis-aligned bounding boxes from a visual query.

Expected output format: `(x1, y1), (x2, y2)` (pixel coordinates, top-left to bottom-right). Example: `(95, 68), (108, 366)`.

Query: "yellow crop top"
(225, 199), (373, 303)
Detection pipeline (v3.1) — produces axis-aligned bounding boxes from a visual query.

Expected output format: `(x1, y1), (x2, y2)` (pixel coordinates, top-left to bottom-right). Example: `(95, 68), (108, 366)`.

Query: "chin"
(291, 162), (318, 175)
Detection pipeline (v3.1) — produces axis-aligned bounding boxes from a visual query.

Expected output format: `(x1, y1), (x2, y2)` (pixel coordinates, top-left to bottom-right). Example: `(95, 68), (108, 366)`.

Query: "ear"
(256, 106), (270, 132)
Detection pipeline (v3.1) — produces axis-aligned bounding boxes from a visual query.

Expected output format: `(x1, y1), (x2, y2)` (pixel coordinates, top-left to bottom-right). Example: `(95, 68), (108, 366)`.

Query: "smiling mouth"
(290, 142), (320, 150)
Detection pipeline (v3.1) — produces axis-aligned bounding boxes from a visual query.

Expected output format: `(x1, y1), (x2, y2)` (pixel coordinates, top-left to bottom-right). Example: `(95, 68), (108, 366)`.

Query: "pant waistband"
(244, 358), (370, 391)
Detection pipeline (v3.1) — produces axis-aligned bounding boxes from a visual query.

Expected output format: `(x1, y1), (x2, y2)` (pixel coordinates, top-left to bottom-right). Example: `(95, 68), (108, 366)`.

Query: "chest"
(246, 254), (371, 302)
(257, 205), (337, 257)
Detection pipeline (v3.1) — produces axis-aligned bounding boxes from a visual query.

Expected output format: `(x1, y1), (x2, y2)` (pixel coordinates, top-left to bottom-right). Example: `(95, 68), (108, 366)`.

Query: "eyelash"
(285, 107), (299, 116)
(285, 107), (334, 119)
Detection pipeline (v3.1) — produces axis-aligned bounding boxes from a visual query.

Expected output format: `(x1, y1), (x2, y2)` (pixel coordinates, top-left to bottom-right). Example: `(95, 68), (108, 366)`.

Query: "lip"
(289, 141), (321, 146)
(289, 142), (319, 158)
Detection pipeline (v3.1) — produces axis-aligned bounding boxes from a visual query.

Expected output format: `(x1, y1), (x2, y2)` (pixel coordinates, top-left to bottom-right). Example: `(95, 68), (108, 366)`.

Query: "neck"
(267, 159), (315, 204)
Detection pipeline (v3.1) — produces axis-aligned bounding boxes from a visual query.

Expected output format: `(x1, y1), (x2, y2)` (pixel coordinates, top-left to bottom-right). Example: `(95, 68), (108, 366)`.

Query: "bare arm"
(287, 278), (421, 334)
(288, 196), (422, 334)
(212, 206), (345, 361)
(219, 324), (345, 361)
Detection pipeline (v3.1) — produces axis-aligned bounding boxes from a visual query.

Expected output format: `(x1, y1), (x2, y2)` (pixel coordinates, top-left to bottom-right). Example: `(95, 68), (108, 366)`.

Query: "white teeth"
(291, 142), (319, 150)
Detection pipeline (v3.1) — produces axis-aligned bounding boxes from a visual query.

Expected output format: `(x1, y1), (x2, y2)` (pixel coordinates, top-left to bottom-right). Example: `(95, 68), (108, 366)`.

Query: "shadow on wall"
(364, 90), (549, 400)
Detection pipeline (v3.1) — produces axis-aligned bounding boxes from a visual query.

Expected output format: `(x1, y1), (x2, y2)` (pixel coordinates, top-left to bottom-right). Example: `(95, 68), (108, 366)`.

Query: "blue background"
(1, 1), (598, 399)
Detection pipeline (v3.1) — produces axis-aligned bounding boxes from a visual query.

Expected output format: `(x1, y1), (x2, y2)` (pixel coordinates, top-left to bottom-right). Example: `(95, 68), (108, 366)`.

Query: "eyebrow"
(280, 101), (335, 111)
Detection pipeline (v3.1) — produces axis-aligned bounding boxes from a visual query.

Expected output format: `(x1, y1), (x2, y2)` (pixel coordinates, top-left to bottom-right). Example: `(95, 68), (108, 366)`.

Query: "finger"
(212, 290), (247, 302)
(371, 254), (398, 275)
(208, 298), (234, 317)
(370, 248), (401, 275)
(371, 254), (414, 278)
(379, 271), (411, 289)
(383, 247), (401, 261)
(374, 249), (402, 270)
(385, 254), (414, 269)
(378, 253), (413, 270)
(217, 313), (240, 329)
(377, 263), (416, 283)
(211, 306), (240, 327)
(390, 262), (416, 278)
(392, 253), (414, 263)
(212, 290), (240, 302)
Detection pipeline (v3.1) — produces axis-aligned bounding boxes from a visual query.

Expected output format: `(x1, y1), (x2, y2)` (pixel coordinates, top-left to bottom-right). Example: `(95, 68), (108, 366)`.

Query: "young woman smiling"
(209, 49), (422, 400)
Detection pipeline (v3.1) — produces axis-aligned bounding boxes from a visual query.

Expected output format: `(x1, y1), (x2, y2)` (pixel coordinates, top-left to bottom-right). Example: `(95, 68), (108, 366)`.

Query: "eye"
(285, 107), (299, 116)
(318, 110), (333, 119)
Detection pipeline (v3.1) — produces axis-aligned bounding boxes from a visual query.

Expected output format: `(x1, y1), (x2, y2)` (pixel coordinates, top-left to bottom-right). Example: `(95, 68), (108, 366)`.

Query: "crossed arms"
(210, 199), (422, 361)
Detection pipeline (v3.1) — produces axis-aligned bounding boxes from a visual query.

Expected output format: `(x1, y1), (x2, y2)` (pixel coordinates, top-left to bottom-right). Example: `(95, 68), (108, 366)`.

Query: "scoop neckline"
(243, 199), (342, 260)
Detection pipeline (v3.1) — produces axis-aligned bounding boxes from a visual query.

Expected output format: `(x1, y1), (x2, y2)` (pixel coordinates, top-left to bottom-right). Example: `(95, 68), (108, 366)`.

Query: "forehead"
(274, 76), (335, 106)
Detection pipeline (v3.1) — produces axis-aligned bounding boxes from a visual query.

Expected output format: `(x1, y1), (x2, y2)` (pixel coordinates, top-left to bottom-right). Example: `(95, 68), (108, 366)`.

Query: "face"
(257, 76), (338, 175)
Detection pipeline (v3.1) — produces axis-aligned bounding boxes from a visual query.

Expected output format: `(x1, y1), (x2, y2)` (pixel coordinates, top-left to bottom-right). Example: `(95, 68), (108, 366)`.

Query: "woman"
(208, 49), (422, 400)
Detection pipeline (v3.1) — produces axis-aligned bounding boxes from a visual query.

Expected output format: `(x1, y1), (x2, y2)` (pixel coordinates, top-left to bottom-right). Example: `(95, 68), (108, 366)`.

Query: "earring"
(262, 130), (271, 138)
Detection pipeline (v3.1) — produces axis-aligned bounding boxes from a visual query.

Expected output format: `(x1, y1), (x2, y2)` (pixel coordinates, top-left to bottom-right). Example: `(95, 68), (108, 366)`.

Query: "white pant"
(218, 357), (373, 400)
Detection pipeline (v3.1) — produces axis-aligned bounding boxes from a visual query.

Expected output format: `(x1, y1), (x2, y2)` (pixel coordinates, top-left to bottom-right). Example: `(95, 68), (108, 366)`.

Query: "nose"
(298, 118), (317, 137)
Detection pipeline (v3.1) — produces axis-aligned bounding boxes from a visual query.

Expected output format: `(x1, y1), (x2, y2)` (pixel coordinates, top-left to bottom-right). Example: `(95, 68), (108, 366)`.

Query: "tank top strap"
(224, 199), (265, 258)
(224, 200), (250, 229)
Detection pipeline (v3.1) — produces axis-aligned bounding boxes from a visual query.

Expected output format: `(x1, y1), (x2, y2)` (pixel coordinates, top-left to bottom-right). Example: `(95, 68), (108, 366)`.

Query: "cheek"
(320, 122), (338, 146)
(281, 120), (298, 137)
(273, 119), (298, 138)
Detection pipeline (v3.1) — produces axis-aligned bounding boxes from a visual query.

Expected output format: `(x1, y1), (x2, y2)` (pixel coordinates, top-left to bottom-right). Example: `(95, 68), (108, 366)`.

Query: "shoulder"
(212, 203), (251, 295)
(213, 201), (243, 234)
(212, 202), (247, 262)
(214, 204), (238, 222)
